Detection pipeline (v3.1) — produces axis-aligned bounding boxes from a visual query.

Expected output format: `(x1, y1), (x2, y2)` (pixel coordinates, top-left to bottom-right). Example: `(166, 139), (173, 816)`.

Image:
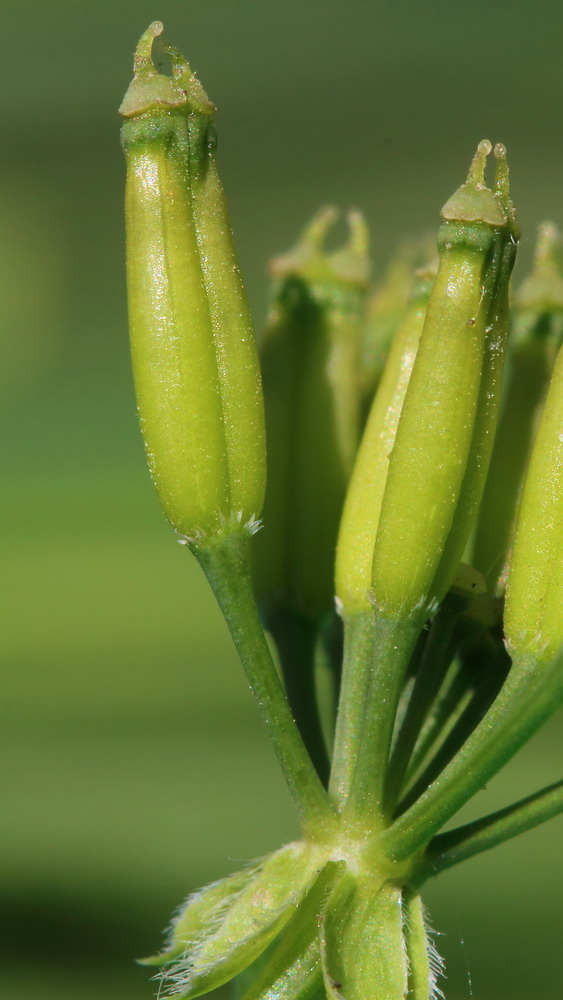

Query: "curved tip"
(330, 209), (371, 285)
(466, 139), (492, 187)
(269, 206), (370, 287)
(162, 40), (192, 82)
(120, 23), (215, 119)
(132, 21), (163, 77)
(493, 143), (509, 204)
(300, 206), (339, 249)
(493, 143), (520, 240)
(346, 209), (370, 256)
(345, 209), (371, 273)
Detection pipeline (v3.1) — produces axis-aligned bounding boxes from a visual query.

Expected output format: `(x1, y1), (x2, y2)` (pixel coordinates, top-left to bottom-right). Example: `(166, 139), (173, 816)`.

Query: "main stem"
(329, 609), (376, 809)
(343, 613), (423, 828)
(192, 529), (336, 838)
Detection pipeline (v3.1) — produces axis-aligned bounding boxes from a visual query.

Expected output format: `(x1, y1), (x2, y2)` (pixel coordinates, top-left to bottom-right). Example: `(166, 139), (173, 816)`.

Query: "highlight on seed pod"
(359, 235), (435, 411)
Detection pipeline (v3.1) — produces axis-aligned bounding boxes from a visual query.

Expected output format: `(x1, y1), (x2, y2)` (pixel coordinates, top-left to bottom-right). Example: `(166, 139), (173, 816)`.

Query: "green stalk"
(421, 777), (563, 878)
(398, 663), (505, 815)
(390, 630), (430, 753)
(343, 613), (423, 827)
(381, 649), (563, 862)
(403, 661), (474, 785)
(329, 610), (376, 809)
(266, 608), (330, 785)
(313, 611), (344, 761)
(384, 597), (461, 812)
(318, 608), (344, 694)
(192, 530), (336, 838)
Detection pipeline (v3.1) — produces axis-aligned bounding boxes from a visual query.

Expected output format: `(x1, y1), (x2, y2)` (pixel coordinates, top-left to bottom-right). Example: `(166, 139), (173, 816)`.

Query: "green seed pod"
(504, 340), (563, 662)
(253, 207), (369, 621)
(428, 144), (519, 603)
(473, 222), (563, 592)
(120, 23), (265, 541)
(371, 141), (518, 619)
(335, 267), (435, 615)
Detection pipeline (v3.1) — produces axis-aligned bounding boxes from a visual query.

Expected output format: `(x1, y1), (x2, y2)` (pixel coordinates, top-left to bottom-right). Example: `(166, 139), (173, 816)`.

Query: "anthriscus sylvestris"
(120, 29), (563, 1000)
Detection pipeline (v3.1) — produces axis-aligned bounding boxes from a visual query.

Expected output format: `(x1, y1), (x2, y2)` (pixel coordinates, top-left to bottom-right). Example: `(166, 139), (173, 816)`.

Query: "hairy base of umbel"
(142, 832), (443, 1000)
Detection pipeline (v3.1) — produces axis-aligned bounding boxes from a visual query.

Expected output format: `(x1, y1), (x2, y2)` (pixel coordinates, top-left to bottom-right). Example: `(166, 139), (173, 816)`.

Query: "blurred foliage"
(2, 1), (563, 997)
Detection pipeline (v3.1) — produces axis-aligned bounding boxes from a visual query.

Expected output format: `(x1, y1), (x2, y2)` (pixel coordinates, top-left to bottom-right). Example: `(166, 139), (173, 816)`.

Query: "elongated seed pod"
(253, 208), (369, 620)
(335, 267), (435, 615)
(120, 23), (265, 540)
(429, 145), (519, 603)
(473, 222), (563, 592)
(504, 340), (563, 661)
(371, 141), (516, 618)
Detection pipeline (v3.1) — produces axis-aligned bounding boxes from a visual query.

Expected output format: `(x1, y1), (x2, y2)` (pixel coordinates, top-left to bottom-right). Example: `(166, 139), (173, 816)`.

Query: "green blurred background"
(2, 1), (562, 997)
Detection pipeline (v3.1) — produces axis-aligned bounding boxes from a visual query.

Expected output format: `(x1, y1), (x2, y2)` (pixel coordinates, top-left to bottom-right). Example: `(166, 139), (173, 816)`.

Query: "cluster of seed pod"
(121, 22), (562, 1000)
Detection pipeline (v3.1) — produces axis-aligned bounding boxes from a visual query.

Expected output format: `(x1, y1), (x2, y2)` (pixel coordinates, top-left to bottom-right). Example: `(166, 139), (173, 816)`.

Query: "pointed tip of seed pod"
(466, 139), (492, 186)
(119, 23), (215, 119)
(346, 209), (370, 256)
(492, 142), (520, 240)
(301, 206), (340, 249)
(131, 21), (163, 78)
(149, 20), (164, 39)
(267, 206), (336, 279)
(269, 207), (370, 287)
(331, 209), (371, 284)
(441, 140), (505, 226)
(493, 143), (510, 208)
